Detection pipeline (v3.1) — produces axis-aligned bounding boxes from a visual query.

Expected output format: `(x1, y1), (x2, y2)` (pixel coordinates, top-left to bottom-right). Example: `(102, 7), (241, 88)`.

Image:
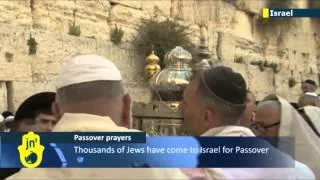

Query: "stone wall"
(0, 0), (319, 111)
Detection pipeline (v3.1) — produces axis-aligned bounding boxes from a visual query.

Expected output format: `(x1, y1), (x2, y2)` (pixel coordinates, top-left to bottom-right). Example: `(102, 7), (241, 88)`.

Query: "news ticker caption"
(262, 8), (320, 18)
(0, 133), (295, 168)
(74, 145), (270, 155)
(0, 132), (146, 143)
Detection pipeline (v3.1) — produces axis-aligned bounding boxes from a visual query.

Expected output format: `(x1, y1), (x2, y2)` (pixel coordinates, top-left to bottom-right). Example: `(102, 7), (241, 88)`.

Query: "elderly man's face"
(251, 102), (280, 137)
(180, 79), (206, 136)
(301, 82), (315, 93)
(240, 92), (256, 127)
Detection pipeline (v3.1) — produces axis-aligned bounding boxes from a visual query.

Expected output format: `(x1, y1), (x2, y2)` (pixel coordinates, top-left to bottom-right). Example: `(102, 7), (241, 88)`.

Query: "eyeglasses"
(250, 121), (280, 134)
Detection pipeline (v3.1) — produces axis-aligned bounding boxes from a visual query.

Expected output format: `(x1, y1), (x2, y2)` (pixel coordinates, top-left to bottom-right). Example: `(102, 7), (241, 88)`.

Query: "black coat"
(0, 168), (20, 180)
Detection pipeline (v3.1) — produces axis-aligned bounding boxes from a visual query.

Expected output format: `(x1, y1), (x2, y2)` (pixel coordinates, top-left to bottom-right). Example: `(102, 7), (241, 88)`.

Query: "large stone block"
(194, 0), (217, 25)
(215, 0), (237, 31)
(217, 32), (236, 62)
(317, 54), (320, 74)
(235, 47), (265, 65)
(96, 40), (144, 82)
(45, 61), (63, 75)
(109, 0), (142, 9)
(12, 81), (34, 111)
(0, 82), (8, 111)
(108, 23), (139, 42)
(170, 0), (196, 23)
(125, 82), (152, 103)
(31, 30), (97, 64)
(274, 70), (298, 102)
(60, 36), (97, 60)
(32, 81), (55, 93)
(291, 51), (316, 76)
(0, 24), (30, 60)
(0, 0), (32, 27)
(109, 5), (149, 27)
(234, 10), (253, 40)
(205, 25), (219, 61)
(31, 59), (62, 80)
(32, 0), (75, 33)
(292, 0), (308, 8)
(234, 0), (264, 14)
(247, 65), (274, 101)
(141, 0), (171, 17)
(96, 40), (151, 102)
(281, 21), (313, 55)
(75, 0), (111, 39)
(0, 63), (31, 81)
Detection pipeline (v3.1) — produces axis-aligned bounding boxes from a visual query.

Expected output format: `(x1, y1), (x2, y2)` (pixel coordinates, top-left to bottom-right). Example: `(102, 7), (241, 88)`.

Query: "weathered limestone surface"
(32, 1), (75, 33)
(0, 0), (319, 110)
(109, 4), (149, 42)
(0, 82), (8, 111)
(234, 10), (253, 40)
(215, 0), (237, 32)
(75, 0), (111, 39)
(109, 0), (142, 9)
(0, 0), (32, 27)
(234, 0), (265, 14)
(194, 0), (217, 25)
(141, 0), (171, 17)
(217, 32), (236, 62)
(248, 65), (274, 100)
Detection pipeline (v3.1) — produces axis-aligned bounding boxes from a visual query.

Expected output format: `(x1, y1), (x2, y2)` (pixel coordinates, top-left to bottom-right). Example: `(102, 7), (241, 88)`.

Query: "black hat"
(2, 111), (14, 118)
(304, 79), (316, 87)
(14, 92), (56, 122)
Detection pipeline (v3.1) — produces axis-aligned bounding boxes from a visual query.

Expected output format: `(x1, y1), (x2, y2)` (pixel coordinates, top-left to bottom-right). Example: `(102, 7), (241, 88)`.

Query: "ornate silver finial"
(164, 46), (192, 68)
(192, 37), (212, 73)
(150, 46), (193, 101)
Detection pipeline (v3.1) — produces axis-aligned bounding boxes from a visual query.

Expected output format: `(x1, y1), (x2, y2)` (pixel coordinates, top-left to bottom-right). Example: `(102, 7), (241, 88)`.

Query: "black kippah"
(304, 79), (316, 86)
(203, 66), (247, 105)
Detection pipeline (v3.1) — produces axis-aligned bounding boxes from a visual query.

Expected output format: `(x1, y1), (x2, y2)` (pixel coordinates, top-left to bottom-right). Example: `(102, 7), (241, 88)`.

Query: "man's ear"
(204, 109), (213, 122)
(51, 102), (62, 120)
(122, 94), (131, 128)
(203, 108), (217, 128)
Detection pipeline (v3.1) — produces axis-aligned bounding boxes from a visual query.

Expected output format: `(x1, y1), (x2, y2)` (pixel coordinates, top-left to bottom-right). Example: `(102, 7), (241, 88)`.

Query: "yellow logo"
(18, 132), (44, 168)
(263, 8), (270, 18)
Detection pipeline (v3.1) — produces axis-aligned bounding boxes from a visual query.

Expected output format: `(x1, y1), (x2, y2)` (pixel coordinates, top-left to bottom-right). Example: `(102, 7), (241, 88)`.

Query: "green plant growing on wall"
(250, 61), (258, 65)
(310, 67), (314, 75)
(264, 62), (280, 73)
(270, 62), (280, 73)
(27, 34), (38, 55)
(234, 57), (244, 64)
(256, 61), (265, 72)
(250, 60), (280, 73)
(111, 25), (124, 45)
(134, 18), (195, 67)
(288, 77), (296, 88)
(69, 24), (81, 36)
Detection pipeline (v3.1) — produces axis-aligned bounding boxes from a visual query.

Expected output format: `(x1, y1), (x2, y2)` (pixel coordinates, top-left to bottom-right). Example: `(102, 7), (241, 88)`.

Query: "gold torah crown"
(145, 50), (161, 79)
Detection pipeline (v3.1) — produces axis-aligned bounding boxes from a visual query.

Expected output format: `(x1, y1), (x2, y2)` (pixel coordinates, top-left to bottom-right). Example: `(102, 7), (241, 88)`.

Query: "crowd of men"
(0, 54), (319, 179)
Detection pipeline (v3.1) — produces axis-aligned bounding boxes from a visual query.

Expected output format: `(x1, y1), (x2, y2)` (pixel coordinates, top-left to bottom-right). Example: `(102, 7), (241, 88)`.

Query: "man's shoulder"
(294, 161), (316, 179)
